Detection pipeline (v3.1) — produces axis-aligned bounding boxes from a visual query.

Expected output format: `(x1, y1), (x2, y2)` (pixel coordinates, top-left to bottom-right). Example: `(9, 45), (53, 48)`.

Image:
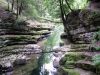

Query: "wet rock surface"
(59, 9), (100, 75)
(0, 9), (53, 74)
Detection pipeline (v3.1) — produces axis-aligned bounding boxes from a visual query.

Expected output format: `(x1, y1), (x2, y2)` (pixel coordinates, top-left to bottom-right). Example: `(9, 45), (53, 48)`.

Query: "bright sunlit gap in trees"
(73, 0), (88, 9)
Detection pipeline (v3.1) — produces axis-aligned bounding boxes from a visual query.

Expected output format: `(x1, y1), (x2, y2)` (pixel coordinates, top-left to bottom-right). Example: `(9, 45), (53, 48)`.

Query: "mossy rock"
(75, 61), (96, 72)
(0, 35), (44, 46)
(0, 45), (25, 52)
(59, 53), (86, 66)
(71, 44), (89, 49)
(63, 69), (80, 75)
(0, 35), (34, 40)
(58, 67), (80, 75)
(64, 61), (75, 69)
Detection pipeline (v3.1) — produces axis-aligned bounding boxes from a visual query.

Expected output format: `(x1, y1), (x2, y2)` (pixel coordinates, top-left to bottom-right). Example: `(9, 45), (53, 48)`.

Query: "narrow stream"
(38, 24), (64, 75)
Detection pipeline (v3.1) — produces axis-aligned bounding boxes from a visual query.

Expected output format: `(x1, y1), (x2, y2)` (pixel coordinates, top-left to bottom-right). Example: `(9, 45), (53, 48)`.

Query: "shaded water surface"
(34, 25), (64, 75)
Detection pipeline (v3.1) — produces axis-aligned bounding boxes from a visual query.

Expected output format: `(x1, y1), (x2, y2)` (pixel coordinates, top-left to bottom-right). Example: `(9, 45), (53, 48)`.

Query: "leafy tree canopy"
(1, 0), (89, 20)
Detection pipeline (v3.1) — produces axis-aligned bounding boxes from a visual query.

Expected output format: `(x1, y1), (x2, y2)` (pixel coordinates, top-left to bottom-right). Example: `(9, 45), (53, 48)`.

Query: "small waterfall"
(38, 24), (64, 75)
(40, 54), (57, 75)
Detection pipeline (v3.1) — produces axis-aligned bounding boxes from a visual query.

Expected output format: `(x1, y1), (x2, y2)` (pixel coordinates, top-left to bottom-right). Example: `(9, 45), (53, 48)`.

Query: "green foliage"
(71, 0), (88, 9)
(92, 31), (100, 51)
(92, 55), (100, 75)
(43, 0), (88, 18)
(43, 0), (60, 18)
(92, 55), (100, 66)
(93, 31), (100, 42)
(0, 0), (8, 8)
(0, 0), (89, 20)
(60, 0), (88, 15)
(20, 0), (40, 19)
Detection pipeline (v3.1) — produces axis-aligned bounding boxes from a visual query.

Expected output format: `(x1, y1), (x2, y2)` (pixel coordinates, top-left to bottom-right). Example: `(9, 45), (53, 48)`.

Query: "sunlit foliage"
(1, 0), (89, 20)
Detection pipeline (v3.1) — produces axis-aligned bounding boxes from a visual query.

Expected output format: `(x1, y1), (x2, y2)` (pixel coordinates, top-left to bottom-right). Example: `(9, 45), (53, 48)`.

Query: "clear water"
(39, 24), (64, 75)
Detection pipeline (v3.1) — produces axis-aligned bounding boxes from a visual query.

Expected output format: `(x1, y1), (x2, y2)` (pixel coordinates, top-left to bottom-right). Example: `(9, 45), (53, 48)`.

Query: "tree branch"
(65, 0), (73, 12)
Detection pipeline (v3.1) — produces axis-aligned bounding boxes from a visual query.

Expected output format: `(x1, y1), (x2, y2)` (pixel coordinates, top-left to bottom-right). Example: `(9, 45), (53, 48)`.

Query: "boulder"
(13, 59), (27, 66)
(53, 57), (60, 68)
(0, 61), (13, 74)
(13, 54), (28, 66)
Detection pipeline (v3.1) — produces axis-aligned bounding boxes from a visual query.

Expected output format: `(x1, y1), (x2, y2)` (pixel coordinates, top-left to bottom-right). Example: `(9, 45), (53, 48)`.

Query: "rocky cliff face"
(0, 9), (53, 75)
(60, 9), (100, 75)
(62, 9), (100, 47)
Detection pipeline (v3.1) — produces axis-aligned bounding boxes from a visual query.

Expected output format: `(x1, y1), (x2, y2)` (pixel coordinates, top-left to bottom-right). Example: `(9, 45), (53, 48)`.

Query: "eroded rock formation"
(0, 8), (53, 75)
(60, 9), (100, 75)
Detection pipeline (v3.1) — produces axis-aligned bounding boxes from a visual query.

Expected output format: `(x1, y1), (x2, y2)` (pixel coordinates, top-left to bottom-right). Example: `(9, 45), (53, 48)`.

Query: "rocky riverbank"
(0, 8), (54, 75)
(58, 9), (100, 75)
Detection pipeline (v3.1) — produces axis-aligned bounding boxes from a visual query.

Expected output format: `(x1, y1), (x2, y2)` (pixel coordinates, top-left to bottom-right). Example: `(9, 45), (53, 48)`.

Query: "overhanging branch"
(65, 0), (73, 12)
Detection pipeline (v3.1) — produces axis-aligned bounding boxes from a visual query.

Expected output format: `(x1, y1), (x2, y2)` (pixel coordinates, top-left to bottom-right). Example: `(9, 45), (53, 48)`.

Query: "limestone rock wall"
(0, 9), (53, 75)
(62, 9), (100, 45)
(60, 9), (100, 75)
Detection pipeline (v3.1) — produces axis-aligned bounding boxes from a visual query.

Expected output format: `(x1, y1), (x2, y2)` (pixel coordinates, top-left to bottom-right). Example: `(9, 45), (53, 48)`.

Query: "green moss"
(64, 61), (75, 69)
(92, 55), (100, 66)
(31, 30), (50, 35)
(64, 53), (84, 61)
(0, 35), (39, 44)
(95, 47), (100, 51)
(60, 53), (85, 65)
(64, 69), (80, 75)
(7, 35), (34, 41)
(60, 67), (80, 75)
(59, 53), (86, 70)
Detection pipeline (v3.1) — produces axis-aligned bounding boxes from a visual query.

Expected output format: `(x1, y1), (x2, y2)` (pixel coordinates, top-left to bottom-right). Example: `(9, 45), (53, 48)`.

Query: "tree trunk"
(12, 0), (14, 12)
(19, 1), (23, 15)
(7, 0), (10, 11)
(16, 0), (19, 19)
(59, 0), (74, 43)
